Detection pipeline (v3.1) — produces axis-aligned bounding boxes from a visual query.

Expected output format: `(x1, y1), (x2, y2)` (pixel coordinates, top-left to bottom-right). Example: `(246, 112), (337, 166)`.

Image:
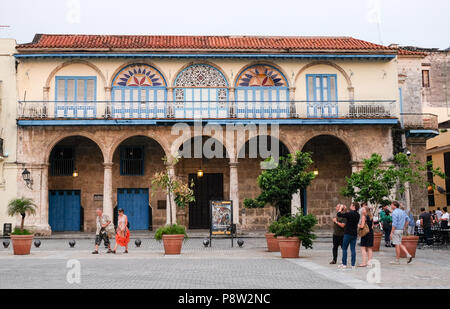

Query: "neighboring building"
(14, 34), (426, 234)
(0, 39), (19, 234)
(397, 45), (450, 210)
(426, 123), (450, 210)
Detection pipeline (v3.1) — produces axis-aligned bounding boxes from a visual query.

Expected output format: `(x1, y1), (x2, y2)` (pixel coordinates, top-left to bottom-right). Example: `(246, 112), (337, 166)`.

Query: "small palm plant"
(7, 197), (36, 235)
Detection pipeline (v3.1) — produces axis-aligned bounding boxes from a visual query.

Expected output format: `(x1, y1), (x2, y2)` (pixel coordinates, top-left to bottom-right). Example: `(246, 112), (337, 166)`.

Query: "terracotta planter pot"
(10, 234), (34, 255)
(400, 235), (419, 258)
(371, 232), (382, 252)
(278, 236), (301, 258)
(162, 234), (184, 255)
(265, 233), (280, 252)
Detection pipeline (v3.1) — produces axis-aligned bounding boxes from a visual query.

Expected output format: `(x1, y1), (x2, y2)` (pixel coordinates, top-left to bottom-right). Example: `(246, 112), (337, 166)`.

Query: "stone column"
(166, 165), (177, 224)
(43, 86), (50, 117)
(229, 87), (236, 118)
(167, 87), (174, 118)
(104, 86), (112, 118)
(38, 163), (51, 235)
(103, 162), (114, 220)
(289, 87), (297, 118)
(229, 161), (239, 224)
(291, 190), (301, 215)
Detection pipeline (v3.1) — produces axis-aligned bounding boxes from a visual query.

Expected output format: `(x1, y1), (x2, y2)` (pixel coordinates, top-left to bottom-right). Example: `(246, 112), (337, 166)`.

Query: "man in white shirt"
(436, 208), (443, 220)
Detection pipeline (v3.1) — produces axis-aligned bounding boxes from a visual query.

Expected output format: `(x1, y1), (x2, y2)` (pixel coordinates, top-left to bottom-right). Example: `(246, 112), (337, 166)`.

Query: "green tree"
(7, 197), (36, 233)
(255, 151), (316, 218)
(151, 154), (195, 225)
(340, 153), (446, 213)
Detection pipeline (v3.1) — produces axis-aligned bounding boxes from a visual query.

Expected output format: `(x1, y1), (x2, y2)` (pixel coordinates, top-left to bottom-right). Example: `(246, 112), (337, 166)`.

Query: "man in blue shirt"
(390, 201), (413, 264)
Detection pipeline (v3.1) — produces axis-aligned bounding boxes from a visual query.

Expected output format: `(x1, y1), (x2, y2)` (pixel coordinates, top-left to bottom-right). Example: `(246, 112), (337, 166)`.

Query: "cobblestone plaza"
(1, 237), (449, 289)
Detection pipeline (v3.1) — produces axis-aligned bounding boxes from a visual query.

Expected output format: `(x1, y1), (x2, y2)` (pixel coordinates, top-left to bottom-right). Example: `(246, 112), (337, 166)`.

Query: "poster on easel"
(209, 200), (234, 247)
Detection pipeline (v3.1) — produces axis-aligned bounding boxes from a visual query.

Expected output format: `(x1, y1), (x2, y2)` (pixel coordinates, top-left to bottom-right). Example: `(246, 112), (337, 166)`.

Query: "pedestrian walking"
(337, 202), (360, 269)
(92, 208), (115, 254)
(390, 201), (413, 265)
(358, 205), (374, 267)
(330, 204), (346, 264)
(112, 208), (130, 254)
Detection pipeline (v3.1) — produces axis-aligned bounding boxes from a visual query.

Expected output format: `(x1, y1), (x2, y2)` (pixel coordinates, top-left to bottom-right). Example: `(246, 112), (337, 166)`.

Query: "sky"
(0, 0), (449, 49)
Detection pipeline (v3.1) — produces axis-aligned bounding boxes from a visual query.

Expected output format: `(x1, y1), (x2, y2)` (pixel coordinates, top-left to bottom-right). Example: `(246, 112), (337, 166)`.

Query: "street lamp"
(22, 168), (33, 189)
(197, 169), (204, 178)
(72, 169), (79, 178)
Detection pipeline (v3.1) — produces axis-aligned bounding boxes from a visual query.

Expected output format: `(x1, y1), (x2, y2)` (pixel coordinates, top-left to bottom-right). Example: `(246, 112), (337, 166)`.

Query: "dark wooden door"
(189, 173), (224, 229)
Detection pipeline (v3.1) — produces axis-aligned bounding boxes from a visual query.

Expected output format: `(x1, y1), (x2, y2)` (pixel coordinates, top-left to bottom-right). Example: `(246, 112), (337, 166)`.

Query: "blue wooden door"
(49, 190), (81, 231)
(117, 188), (149, 230)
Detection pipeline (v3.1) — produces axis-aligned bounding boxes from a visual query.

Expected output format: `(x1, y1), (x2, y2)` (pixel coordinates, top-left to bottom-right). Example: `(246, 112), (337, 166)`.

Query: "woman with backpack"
(112, 208), (130, 254)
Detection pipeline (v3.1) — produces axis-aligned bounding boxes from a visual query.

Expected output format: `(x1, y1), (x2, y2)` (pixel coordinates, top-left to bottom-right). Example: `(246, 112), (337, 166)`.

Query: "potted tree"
(251, 151), (316, 252)
(154, 224), (188, 254)
(152, 155), (194, 255)
(7, 197), (36, 255)
(274, 214), (317, 258)
(340, 153), (445, 252)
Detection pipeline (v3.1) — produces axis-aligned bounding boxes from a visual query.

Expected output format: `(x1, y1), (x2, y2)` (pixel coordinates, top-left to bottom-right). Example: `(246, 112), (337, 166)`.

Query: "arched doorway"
(176, 135), (229, 229)
(238, 135), (291, 218)
(111, 135), (166, 230)
(302, 135), (352, 227)
(48, 136), (104, 232)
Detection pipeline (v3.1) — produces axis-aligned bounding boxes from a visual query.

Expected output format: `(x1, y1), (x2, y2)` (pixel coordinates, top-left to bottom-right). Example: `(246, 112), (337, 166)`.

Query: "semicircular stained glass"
(237, 65), (287, 87)
(113, 64), (166, 87)
(175, 64), (227, 87)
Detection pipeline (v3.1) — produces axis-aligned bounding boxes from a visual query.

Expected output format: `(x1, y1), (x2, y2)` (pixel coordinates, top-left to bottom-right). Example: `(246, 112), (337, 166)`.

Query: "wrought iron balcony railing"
(18, 100), (397, 120)
(401, 113), (439, 131)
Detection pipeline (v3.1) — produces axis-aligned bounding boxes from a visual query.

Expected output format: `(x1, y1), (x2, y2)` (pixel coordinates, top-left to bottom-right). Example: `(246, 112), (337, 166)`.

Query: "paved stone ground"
(0, 237), (448, 289)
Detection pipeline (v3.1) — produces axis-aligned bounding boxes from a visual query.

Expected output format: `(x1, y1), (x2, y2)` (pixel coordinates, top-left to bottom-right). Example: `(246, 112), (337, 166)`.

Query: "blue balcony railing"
(18, 100), (396, 120)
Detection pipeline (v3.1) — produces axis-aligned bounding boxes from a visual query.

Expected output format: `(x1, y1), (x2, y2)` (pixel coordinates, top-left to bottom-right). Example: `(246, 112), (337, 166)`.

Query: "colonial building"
(396, 45), (449, 210)
(13, 34), (435, 235)
(0, 39), (19, 234)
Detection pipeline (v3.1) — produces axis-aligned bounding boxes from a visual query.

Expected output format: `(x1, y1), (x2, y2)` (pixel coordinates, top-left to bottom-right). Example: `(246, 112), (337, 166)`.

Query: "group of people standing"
(331, 201), (414, 269)
(92, 208), (130, 254)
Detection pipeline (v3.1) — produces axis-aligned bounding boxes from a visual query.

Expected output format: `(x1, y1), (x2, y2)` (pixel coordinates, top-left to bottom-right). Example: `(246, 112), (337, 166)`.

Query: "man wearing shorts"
(390, 201), (413, 264)
(92, 208), (114, 254)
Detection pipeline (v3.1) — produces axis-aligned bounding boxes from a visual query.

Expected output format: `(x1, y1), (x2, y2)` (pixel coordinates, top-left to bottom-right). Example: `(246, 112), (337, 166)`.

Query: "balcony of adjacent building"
(400, 113), (440, 138)
(17, 99), (398, 126)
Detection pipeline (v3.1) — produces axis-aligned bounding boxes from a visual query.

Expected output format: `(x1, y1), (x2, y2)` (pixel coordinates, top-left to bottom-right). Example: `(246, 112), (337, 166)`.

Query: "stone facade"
(17, 124), (394, 232)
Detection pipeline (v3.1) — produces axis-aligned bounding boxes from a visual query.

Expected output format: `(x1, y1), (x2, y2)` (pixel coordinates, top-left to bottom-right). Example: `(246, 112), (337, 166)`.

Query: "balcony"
(17, 100), (397, 125)
(401, 113), (439, 131)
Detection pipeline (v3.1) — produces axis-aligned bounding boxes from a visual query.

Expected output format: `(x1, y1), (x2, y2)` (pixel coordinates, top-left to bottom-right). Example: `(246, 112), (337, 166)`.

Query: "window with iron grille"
(120, 146), (144, 175)
(427, 156), (435, 207)
(444, 152), (450, 206)
(50, 147), (75, 176)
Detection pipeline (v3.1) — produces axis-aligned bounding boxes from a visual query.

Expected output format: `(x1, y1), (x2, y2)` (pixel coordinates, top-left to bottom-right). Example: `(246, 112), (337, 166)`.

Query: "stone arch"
(44, 59), (107, 90)
(234, 61), (291, 88)
(236, 133), (295, 160)
(171, 61), (230, 87)
(107, 133), (169, 163)
(299, 132), (355, 163)
(44, 132), (106, 164)
(172, 133), (232, 160)
(109, 61), (168, 87)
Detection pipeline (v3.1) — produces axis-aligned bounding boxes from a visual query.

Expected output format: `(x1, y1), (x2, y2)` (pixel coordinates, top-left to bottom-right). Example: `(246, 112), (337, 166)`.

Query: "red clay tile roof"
(17, 34), (398, 53)
(396, 48), (427, 57)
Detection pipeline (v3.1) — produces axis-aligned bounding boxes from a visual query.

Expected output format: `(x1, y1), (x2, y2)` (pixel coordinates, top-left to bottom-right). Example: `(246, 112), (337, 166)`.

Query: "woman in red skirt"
(112, 208), (130, 253)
